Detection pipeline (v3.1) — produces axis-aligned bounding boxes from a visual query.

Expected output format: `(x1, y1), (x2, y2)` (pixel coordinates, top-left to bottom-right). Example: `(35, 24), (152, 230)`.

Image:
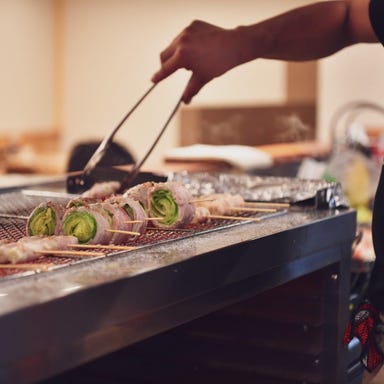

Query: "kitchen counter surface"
(0, 185), (355, 383)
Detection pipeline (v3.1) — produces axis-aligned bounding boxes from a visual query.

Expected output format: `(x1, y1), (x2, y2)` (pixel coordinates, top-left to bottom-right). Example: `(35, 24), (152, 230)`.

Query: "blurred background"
(2, 3), (384, 380)
(2, 0), (381, 280)
(1, 0), (384, 175)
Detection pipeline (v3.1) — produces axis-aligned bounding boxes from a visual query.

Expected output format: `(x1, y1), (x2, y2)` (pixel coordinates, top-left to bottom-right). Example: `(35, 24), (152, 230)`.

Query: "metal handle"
(67, 76), (189, 194)
(83, 82), (158, 174)
(118, 95), (184, 191)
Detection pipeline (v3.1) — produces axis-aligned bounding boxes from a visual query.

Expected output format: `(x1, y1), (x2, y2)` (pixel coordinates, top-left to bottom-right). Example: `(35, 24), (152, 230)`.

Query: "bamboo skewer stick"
(191, 197), (215, 203)
(242, 201), (290, 208)
(123, 220), (144, 224)
(106, 229), (141, 236)
(231, 207), (277, 213)
(70, 244), (136, 251)
(147, 227), (194, 232)
(37, 250), (105, 257)
(0, 213), (28, 220)
(0, 263), (54, 271)
(208, 215), (261, 222)
(124, 217), (164, 224)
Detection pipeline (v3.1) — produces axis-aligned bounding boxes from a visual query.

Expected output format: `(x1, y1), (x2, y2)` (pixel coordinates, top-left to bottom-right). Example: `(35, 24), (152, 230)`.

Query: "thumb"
(182, 73), (207, 104)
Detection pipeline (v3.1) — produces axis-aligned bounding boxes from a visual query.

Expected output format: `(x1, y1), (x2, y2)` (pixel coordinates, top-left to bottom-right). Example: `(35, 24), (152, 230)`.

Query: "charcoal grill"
(0, 176), (356, 384)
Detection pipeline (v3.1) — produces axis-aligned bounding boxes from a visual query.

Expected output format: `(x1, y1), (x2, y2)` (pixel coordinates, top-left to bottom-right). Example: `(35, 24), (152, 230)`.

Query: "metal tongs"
(67, 80), (184, 194)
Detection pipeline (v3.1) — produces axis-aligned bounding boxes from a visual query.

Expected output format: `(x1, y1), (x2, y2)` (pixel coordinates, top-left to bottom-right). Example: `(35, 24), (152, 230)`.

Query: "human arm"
(152, 0), (378, 104)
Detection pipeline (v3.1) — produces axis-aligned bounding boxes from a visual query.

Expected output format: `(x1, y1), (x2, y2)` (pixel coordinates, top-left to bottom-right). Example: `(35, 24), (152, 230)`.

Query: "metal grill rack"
(0, 189), (287, 279)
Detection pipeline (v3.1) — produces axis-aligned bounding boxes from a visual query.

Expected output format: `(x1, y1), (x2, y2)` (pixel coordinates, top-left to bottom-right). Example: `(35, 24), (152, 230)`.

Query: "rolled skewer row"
(81, 180), (290, 208)
(0, 181), (284, 267)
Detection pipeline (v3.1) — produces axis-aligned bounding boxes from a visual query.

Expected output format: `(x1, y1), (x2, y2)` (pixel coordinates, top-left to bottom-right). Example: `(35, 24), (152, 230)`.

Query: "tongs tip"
(69, 77), (186, 194)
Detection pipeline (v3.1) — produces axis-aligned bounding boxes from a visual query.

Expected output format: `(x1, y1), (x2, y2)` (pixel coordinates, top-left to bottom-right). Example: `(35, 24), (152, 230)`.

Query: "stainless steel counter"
(0, 192), (356, 384)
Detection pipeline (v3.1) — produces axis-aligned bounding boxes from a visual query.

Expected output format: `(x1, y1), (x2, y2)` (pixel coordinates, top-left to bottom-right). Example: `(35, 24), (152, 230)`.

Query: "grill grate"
(0, 190), (287, 279)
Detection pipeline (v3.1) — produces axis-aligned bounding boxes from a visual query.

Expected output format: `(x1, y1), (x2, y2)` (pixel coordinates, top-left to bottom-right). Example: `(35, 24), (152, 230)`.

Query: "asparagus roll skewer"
(105, 196), (147, 235)
(97, 202), (137, 244)
(148, 182), (195, 229)
(123, 181), (155, 210)
(62, 205), (113, 244)
(26, 202), (66, 237)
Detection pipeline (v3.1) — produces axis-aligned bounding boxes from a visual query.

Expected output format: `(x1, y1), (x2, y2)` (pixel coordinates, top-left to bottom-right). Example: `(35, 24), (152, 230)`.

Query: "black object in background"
(67, 141), (135, 172)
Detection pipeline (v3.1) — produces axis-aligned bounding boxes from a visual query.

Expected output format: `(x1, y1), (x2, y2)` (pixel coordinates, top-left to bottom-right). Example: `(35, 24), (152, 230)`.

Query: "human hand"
(151, 20), (244, 104)
(362, 366), (384, 384)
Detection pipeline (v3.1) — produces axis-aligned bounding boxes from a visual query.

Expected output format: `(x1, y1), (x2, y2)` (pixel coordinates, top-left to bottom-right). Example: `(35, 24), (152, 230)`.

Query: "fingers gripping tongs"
(67, 81), (184, 194)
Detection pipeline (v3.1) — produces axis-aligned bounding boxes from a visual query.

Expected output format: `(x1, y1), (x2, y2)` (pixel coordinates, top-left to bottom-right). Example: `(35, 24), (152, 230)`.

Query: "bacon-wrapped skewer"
(61, 197), (145, 245)
(22, 182), (264, 248)
(66, 196), (102, 209)
(122, 181), (196, 229)
(0, 239), (14, 263)
(194, 193), (245, 217)
(97, 201), (140, 244)
(123, 181), (155, 210)
(191, 206), (211, 224)
(26, 201), (66, 236)
(122, 184), (253, 226)
(81, 181), (121, 199)
(146, 182), (195, 229)
(61, 204), (114, 245)
(0, 235), (78, 264)
(105, 195), (147, 235)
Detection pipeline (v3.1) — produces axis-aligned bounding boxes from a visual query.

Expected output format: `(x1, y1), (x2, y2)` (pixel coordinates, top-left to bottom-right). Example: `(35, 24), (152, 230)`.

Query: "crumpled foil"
(168, 171), (349, 209)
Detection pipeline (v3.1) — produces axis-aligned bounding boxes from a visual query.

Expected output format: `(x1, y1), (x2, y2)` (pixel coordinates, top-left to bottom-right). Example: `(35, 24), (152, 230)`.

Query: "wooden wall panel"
(179, 102), (317, 147)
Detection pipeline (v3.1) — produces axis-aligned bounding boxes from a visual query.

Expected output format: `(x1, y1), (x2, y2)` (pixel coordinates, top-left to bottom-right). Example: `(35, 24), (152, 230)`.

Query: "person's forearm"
(151, 0), (378, 103)
(235, 0), (376, 64)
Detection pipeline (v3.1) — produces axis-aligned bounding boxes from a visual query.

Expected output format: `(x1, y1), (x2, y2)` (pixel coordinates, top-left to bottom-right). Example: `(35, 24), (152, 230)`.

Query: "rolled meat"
(0, 235), (79, 264)
(26, 201), (66, 236)
(66, 196), (102, 209)
(81, 181), (121, 199)
(147, 182), (195, 228)
(8, 235), (79, 264)
(0, 239), (14, 263)
(61, 205), (113, 244)
(106, 195), (147, 235)
(123, 181), (155, 210)
(194, 193), (245, 215)
(191, 206), (211, 224)
(96, 201), (137, 244)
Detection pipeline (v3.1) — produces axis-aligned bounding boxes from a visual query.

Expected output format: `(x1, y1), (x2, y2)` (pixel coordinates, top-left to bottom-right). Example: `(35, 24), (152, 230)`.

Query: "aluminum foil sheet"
(168, 171), (349, 208)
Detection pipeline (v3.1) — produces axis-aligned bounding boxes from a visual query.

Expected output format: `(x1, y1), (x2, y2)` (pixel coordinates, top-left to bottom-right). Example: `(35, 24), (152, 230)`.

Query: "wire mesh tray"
(0, 189), (287, 279)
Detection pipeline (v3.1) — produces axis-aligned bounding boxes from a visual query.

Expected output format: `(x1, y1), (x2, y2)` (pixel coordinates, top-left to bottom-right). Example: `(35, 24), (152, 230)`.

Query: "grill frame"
(0, 181), (356, 384)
